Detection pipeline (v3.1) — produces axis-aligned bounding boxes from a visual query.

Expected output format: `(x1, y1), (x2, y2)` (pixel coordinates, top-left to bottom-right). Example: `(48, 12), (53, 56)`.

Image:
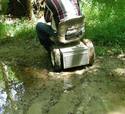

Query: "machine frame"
(50, 16), (95, 71)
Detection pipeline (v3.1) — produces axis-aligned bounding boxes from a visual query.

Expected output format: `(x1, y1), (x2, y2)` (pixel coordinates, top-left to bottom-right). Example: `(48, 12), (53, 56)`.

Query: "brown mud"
(0, 38), (125, 114)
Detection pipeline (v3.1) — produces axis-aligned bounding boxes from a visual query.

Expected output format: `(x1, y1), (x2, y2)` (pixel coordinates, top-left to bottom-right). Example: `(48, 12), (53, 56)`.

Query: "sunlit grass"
(82, 0), (125, 47)
(0, 63), (20, 82)
(0, 68), (3, 80)
(0, 17), (36, 39)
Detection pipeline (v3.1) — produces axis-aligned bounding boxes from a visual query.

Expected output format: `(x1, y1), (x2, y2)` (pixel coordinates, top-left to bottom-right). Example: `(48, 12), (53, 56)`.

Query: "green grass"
(0, 17), (36, 39)
(82, 0), (125, 47)
(1, 1), (125, 58)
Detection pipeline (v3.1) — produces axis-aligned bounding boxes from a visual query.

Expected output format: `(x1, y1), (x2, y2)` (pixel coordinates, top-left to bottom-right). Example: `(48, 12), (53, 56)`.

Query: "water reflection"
(0, 63), (65, 114)
(0, 80), (24, 114)
(0, 63), (26, 114)
(0, 89), (7, 114)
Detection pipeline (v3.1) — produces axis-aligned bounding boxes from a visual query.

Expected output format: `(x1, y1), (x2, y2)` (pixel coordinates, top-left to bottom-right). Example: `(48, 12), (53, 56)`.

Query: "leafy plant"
(0, 17), (36, 39)
(82, 0), (125, 47)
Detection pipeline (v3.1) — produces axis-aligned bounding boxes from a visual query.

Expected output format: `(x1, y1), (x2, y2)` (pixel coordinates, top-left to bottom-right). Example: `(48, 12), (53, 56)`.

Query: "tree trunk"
(8, 0), (27, 17)
(8, 0), (43, 19)
(26, 0), (32, 19)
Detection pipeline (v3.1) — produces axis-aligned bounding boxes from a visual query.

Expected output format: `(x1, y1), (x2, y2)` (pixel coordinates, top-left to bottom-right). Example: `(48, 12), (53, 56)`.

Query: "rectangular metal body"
(60, 43), (89, 69)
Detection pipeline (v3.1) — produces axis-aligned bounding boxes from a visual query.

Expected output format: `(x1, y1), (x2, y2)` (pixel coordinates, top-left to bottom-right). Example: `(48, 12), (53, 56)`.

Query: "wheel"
(81, 39), (95, 65)
(51, 48), (62, 71)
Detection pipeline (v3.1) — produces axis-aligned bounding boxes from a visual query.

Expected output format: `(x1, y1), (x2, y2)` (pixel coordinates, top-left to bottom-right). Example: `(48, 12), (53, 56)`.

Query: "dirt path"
(0, 38), (125, 114)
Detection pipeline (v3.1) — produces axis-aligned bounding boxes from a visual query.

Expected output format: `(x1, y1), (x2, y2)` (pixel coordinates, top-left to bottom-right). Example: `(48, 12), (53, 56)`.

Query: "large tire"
(51, 48), (62, 71)
(81, 39), (95, 65)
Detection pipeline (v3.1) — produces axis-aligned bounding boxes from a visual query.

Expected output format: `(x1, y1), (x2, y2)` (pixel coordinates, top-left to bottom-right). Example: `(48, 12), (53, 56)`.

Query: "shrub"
(0, 17), (36, 39)
(82, 0), (125, 46)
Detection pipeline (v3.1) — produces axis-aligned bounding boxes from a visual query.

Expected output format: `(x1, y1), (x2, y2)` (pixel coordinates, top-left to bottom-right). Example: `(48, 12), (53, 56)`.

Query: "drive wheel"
(82, 39), (95, 65)
(51, 48), (62, 71)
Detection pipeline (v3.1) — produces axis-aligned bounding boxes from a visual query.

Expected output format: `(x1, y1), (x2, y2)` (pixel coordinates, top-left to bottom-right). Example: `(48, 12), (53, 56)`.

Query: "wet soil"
(0, 38), (125, 114)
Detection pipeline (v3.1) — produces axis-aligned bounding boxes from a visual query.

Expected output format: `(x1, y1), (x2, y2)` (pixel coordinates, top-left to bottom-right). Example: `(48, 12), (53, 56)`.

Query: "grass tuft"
(0, 17), (36, 39)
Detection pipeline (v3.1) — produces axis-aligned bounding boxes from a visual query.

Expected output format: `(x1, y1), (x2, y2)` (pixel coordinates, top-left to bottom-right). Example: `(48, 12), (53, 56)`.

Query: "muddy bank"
(0, 38), (125, 114)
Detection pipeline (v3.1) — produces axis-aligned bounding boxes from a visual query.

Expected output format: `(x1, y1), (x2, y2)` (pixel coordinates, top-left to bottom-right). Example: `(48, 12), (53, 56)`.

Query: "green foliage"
(0, 65), (19, 82)
(0, 23), (6, 38)
(0, 0), (9, 14)
(0, 68), (3, 80)
(14, 19), (36, 39)
(82, 0), (125, 46)
(0, 17), (36, 39)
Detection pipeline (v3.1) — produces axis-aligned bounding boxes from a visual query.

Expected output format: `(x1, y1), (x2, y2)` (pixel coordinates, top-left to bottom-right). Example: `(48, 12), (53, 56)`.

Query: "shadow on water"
(0, 45), (125, 114)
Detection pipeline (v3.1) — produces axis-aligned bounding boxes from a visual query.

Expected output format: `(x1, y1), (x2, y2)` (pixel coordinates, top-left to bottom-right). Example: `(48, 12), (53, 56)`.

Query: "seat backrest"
(57, 16), (84, 44)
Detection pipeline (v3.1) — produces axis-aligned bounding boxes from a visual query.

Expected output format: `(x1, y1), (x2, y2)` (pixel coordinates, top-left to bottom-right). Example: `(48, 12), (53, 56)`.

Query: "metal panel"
(60, 43), (89, 69)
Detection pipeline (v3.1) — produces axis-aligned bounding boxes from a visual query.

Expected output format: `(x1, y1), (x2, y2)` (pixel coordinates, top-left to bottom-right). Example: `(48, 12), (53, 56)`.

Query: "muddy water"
(0, 56), (125, 114)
